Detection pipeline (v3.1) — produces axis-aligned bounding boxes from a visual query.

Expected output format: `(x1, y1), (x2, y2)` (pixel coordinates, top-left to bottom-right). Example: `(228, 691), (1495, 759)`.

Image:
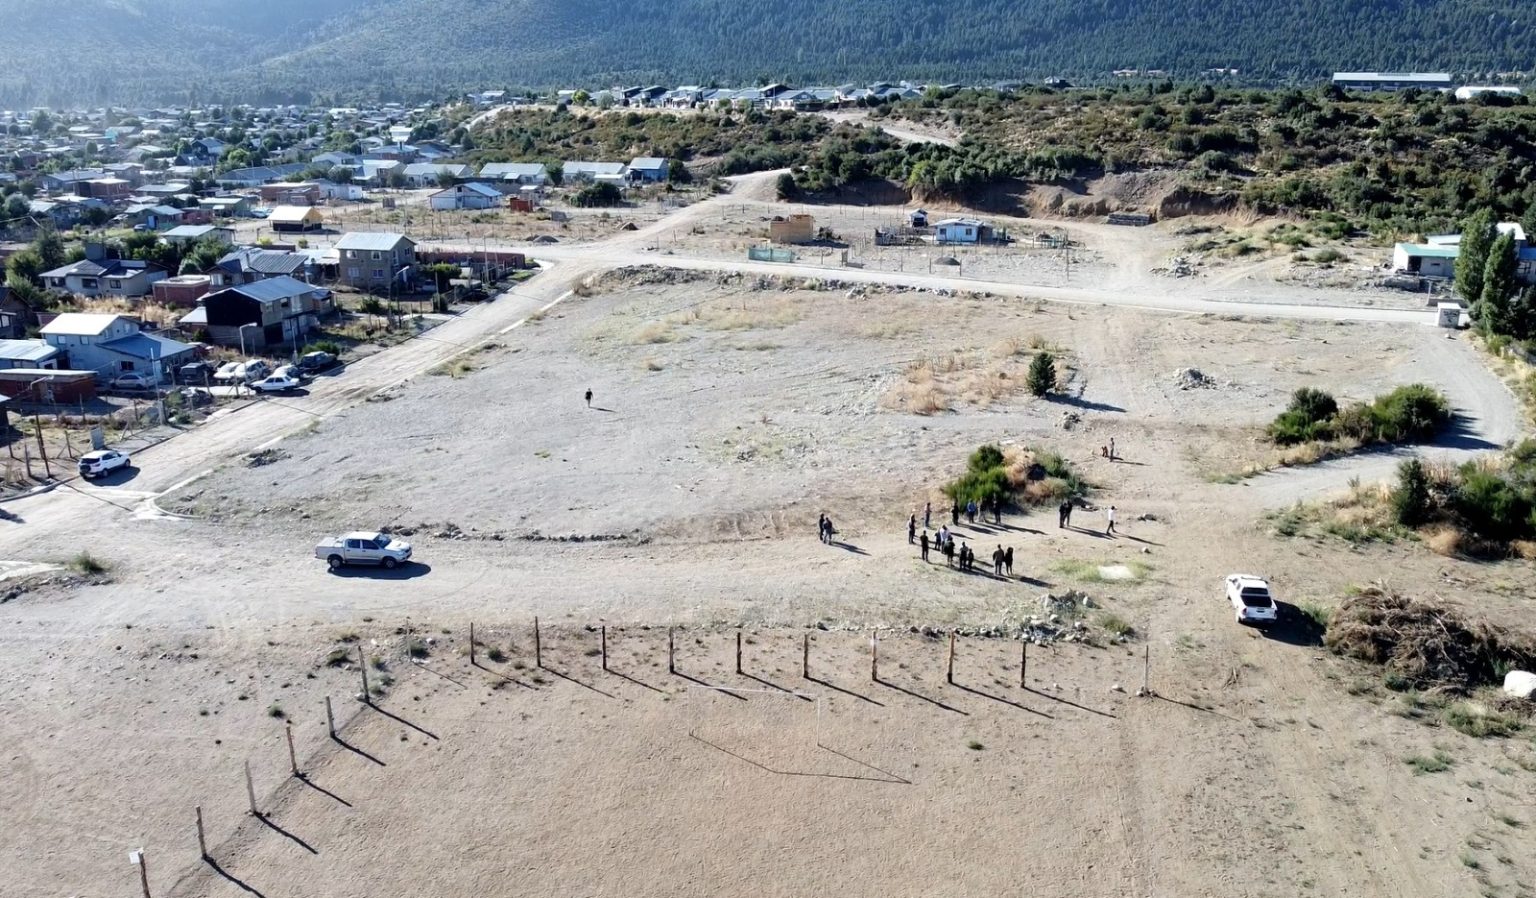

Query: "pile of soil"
(1324, 587), (1536, 694)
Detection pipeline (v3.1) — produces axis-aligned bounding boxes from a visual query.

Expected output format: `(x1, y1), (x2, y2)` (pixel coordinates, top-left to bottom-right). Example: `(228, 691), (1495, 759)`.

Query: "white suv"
(1226, 574), (1278, 626)
(78, 449), (131, 480)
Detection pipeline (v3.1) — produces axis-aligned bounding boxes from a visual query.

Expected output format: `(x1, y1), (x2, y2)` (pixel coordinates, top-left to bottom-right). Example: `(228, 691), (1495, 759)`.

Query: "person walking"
(585, 388), (593, 408)
(818, 513), (827, 543)
(1105, 505), (1117, 538)
(1109, 436), (1117, 461)
(923, 501), (932, 530)
(1058, 498), (1072, 529)
(823, 515), (836, 545)
(993, 499), (1002, 525)
(1004, 546), (1014, 577)
(908, 514), (917, 545)
(966, 499), (977, 524)
(992, 545), (1004, 576)
(951, 501), (960, 525)
(944, 538), (955, 568)
(920, 530), (930, 562)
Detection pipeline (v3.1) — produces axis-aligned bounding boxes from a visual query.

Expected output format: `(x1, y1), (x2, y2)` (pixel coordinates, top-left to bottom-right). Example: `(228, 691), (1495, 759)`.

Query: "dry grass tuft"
(1423, 525), (1463, 557)
(629, 321), (685, 344)
(669, 296), (803, 331)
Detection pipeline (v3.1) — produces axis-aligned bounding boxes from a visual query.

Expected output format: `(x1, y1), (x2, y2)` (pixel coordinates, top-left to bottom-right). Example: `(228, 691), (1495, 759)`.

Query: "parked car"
(213, 361), (243, 382)
(250, 373), (302, 393)
(109, 372), (157, 392)
(314, 531), (413, 570)
(241, 359), (271, 381)
(178, 361), (215, 384)
(298, 351), (337, 373)
(1226, 574), (1278, 626)
(78, 449), (131, 479)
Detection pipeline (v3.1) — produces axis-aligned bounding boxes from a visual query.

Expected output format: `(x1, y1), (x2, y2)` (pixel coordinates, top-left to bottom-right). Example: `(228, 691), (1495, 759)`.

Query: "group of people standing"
(913, 524), (1015, 577)
(817, 513), (837, 544)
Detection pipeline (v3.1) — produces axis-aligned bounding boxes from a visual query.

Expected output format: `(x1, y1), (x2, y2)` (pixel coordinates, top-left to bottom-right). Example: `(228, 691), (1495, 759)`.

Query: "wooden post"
(196, 806), (208, 860)
(285, 722), (298, 777)
(802, 633), (810, 679)
(469, 622), (476, 665)
(324, 696), (335, 739)
(667, 627), (675, 674)
(735, 630), (743, 675)
(534, 617), (542, 669)
(1020, 641), (1028, 688)
(132, 848), (151, 898)
(358, 647), (370, 701)
(600, 626), (608, 671)
(870, 630), (879, 682)
(243, 760), (260, 817)
(947, 631), (956, 685)
(1142, 643), (1150, 694)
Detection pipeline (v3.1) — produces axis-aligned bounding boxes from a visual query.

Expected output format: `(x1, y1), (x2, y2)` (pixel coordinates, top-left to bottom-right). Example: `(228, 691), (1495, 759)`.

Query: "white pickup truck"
(315, 531), (413, 570)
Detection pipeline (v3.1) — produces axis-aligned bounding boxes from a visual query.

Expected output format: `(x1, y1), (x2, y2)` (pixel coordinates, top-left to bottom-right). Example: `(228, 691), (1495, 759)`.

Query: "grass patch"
(486, 646), (508, 663)
(1094, 612), (1136, 638)
(1051, 559), (1151, 583)
(1405, 749), (1455, 775)
(67, 551), (110, 575)
(267, 704), (285, 719)
(324, 648), (351, 667)
(1443, 700), (1524, 738)
(407, 639), (429, 659)
(629, 321), (686, 344)
(429, 358), (477, 379)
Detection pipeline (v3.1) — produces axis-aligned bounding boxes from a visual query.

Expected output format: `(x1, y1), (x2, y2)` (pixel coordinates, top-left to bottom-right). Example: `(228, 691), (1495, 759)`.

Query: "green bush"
(943, 443), (1012, 507)
(1268, 387), (1337, 445)
(1454, 469), (1533, 539)
(1271, 384), (1448, 447)
(1392, 458), (1432, 526)
(1027, 351), (1057, 396)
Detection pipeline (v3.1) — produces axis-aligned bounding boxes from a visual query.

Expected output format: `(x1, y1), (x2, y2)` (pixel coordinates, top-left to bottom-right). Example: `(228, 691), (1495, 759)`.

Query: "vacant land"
(2, 183), (1534, 898)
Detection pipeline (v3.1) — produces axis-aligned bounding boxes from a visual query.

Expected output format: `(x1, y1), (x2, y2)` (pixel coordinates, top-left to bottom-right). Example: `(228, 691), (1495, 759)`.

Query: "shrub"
(407, 639), (429, 659)
(944, 444), (1013, 508)
(1454, 469), (1533, 539)
(572, 182), (623, 208)
(1268, 387), (1337, 445)
(1026, 351), (1057, 396)
(67, 551), (109, 575)
(1392, 458), (1432, 526)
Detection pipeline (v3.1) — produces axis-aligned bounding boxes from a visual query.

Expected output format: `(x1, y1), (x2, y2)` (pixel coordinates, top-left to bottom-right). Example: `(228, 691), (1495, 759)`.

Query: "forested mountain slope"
(2, 0), (1532, 105)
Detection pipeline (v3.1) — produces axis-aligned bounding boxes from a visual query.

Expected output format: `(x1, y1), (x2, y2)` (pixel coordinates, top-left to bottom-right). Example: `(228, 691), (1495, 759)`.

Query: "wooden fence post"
(469, 622), (476, 666)
(358, 647), (370, 701)
(131, 849), (151, 898)
(668, 627), (675, 674)
(802, 633), (809, 679)
(600, 626), (608, 671)
(1020, 641), (1028, 688)
(285, 722), (298, 777)
(243, 760), (260, 817)
(870, 630), (879, 682)
(947, 631), (956, 685)
(534, 617), (542, 669)
(196, 806), (208, 860)
(324, 696), (335, 739)
(736, 630), (743, 675)
(1142, 643), (1150, 695)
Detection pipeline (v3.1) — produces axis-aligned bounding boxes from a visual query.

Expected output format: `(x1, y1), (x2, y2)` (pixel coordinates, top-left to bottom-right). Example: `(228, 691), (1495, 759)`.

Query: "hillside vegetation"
(2, 0), (1536, 104)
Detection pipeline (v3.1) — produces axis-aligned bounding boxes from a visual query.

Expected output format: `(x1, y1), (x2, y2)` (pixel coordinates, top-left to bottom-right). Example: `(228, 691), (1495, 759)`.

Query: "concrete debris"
(1171, 367), (1217, 390)
(1058, 411), (1082, 430)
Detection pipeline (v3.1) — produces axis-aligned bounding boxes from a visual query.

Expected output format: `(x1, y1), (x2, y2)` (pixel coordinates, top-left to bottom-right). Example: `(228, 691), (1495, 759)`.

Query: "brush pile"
(1324, 586), (1536, 694)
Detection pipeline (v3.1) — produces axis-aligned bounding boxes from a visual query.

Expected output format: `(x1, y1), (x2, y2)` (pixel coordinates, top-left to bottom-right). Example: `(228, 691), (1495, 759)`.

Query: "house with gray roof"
(477, 162), (548, 185)
(335, 232), (417, 290)
(563, 161), (626, 183)
(626, 157), (669, 183)
(40, 247), (168, 298)
(199, 276), (331, 349)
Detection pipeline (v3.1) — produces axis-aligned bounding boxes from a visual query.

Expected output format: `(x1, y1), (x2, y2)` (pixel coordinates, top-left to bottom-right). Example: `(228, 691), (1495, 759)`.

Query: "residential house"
(152, 275), (213, 308)
(430, 182), (502, 211)
(40, 313), (193, 379)
(355, 159), (405, 186)
(162, 224), (234, 247)
(316, 179), (365, 201)
(208, 248), (314, 288)
(0, 339), (62, 370)
(198, 276), (330, 350)
(477, 162), (548, 185)
(199, 195), (252, 217)
(40, 168), (105, 193)
(0, 286), (34, 339)
(335, 232), (416, 290)
(268, 206), (324, 232)
(1392, 243), (1458, 279)
(82, 177), (132, 200)
(933, 217), (987, 244)
(259, 182), (320, 206)
(120, 203), (186, 230)
(563, 161), (626, 183)
(401, 163), (471, 188)
(28, 200), (79, 229)
(626, 157), (669, 183)
(39, 246), (168, 298)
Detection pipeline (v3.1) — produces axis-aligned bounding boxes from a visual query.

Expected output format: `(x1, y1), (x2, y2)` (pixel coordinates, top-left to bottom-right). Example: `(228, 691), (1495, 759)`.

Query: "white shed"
(933, 217), (984, 244)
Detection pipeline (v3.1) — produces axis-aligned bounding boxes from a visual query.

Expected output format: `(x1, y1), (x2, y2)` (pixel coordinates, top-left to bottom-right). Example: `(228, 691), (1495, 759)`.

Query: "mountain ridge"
(1, 0), (1532, 106)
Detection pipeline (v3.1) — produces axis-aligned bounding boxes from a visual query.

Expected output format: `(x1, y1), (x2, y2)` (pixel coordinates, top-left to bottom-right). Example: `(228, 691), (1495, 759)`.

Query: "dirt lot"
(4, 263), (1534, 897)
(3, 171), (1535, 898)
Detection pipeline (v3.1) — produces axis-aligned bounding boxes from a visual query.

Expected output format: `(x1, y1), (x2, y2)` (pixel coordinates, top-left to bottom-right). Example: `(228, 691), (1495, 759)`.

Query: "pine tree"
(1027, 351), (1057, 397)
(1455, 208), (1496, 304)
(1391, 458), (1431, 527)
(1478, 231), (1517, 334)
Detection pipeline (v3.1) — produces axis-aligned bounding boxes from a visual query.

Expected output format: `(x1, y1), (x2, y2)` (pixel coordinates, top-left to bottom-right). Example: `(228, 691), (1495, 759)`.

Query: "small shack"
(769, 214), (816, 245)
(933, 217), (986, 244)
(268, 206), (325, 232)
(0, 368), (97, 403)
(909, 209), (929, 228)
(1394, 243), (1457, 280)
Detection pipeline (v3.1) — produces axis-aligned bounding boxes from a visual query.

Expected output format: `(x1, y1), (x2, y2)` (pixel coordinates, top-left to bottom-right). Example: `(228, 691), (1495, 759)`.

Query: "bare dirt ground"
(3, 172), (1534, 898)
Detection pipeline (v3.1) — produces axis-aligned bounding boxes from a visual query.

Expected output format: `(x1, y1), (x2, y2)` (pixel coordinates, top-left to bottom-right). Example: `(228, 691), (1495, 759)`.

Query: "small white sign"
(129, 850), (142, 865)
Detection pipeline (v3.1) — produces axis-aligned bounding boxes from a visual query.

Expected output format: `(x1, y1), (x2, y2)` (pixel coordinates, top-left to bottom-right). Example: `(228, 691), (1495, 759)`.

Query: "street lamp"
(238, 323), (259, 358)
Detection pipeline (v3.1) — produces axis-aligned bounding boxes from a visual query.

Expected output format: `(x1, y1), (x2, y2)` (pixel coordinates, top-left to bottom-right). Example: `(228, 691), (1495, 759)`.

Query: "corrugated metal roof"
(40, 312), (124, 336)
(1396, 242), (1459, 258)
(99, 332), (196, 360)
(214, 275), (318, 304)
(336, 232), (413, 252)
(0, 339), (61, 362)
